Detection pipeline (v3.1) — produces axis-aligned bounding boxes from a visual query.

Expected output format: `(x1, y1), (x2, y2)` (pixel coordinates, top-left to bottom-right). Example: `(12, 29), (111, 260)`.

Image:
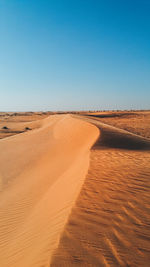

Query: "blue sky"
(0, 0), (150, 111)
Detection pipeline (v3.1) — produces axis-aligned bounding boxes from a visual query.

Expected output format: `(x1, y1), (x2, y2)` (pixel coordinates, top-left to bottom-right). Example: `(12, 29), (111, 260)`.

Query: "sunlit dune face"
(0, 114), (99, 267)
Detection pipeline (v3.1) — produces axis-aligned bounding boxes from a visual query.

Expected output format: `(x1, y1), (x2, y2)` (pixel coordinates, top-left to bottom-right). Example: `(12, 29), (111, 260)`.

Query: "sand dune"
(0, 115), (99, 267)
(1, 113), (150, 266)
(79, 116), (150, 150)
(85, 110), (150, 139)
(51, 115), (150, 266)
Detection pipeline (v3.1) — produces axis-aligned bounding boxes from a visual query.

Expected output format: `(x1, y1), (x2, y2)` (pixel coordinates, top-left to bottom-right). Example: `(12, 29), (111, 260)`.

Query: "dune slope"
(51, 116), (150, 266)
(0, 115), (99, 267)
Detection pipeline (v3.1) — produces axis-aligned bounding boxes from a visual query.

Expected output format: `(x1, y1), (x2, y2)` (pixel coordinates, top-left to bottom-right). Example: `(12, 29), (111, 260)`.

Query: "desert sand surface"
(85, 110), (150, 139)
(0, 112), (150, 267)
(0, 112), (50, 139)
(0, 114), (99, 267)
(51, 114), (150, 266)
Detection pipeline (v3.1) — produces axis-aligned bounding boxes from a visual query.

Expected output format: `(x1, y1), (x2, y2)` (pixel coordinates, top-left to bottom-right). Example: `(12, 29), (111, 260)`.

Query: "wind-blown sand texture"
(51, 115), (150, 266)
(0, 114), (99, 267)
(0, 112), (150, 266)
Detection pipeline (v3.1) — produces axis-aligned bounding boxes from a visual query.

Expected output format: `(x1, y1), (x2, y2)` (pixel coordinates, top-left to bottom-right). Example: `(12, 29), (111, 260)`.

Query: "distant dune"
(0, 112), (150, 266)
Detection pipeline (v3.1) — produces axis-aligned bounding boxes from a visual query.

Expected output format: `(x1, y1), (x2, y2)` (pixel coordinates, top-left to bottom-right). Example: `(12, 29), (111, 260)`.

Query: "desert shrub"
(2, 126), (8, 130)
(25, 127), (31, 131)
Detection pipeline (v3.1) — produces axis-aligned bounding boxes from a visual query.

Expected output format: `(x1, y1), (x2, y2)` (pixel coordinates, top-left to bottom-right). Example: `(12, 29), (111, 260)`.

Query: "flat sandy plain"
(0, 111), (150, 266)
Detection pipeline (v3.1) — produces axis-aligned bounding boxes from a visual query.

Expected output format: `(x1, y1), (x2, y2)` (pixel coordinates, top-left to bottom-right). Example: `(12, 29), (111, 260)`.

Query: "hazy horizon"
(1, 0), (150, 111)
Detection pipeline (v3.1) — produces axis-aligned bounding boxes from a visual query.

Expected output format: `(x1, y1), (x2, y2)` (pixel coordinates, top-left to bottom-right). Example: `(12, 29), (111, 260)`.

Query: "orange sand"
(0, 115), (99, 267)
(0, 113), (150, 266)
(51, 115), (150, 266)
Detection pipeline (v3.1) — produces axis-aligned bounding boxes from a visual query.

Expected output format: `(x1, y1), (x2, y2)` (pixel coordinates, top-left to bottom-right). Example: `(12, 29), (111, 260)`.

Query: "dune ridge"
(0, 114), (99, 267)
(76, 115), (150, 150)
(51, 115), (150, 266)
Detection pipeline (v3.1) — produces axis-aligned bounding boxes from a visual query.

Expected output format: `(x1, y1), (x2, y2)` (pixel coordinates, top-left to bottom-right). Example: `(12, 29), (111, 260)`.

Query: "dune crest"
(0, 115), (99, 267)
(76, 115), (150, 150)
(51, 115), (150, 266)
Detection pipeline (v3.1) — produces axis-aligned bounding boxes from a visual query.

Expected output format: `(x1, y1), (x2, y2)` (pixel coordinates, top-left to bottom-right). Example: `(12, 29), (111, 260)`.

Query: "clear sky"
(0, 0), (150, 111)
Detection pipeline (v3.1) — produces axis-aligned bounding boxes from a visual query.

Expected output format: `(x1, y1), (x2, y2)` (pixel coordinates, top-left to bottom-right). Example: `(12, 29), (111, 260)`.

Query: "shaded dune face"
(0, 115), (99, 267)
(76, 116), (150, 150)
(94, 123), (150, 150)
